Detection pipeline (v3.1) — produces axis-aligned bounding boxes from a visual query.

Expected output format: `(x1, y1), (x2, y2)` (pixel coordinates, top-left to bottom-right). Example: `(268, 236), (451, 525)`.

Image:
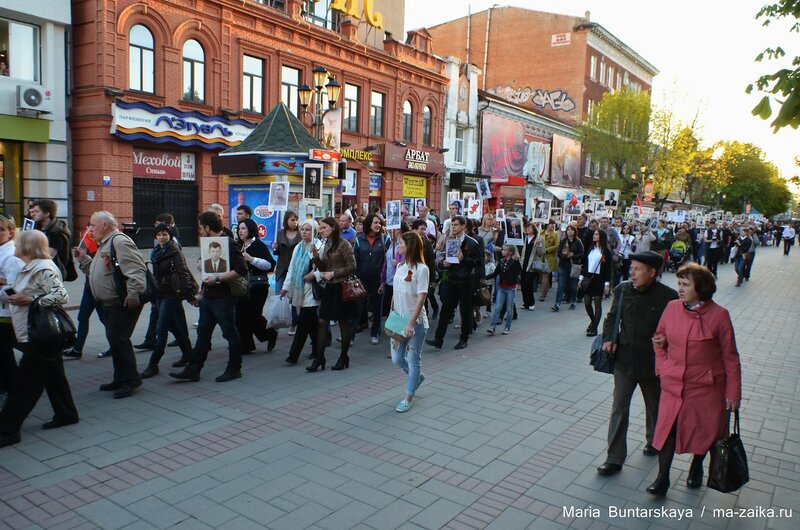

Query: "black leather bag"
(707, 411), (749, 493)
(589, 286), (624, 374)
(109, 235), (158, 304)
(27, 297), (77, 361)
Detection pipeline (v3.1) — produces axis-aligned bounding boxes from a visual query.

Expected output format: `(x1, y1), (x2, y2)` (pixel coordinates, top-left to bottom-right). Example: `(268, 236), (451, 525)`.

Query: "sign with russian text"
(382, 144), (445, 174)
(133, 149), (196, 180)
(111, 100), (255, 150)
(402, 175), (427, 197)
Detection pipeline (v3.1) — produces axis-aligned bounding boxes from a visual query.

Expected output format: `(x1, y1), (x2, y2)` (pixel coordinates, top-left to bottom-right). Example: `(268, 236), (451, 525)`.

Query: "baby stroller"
(665, 240), (690, 273)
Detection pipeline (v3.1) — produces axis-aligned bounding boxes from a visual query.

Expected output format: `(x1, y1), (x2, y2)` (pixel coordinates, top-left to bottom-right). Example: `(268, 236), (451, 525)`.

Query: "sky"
(404, 0), (798, 180)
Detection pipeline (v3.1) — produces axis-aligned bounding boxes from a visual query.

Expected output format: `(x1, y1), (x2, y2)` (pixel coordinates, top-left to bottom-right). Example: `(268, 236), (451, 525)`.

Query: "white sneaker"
(370, 336), (379, 345)
(288, 326), (296, 336)
(192, 321), (199, 328)
(486, 328), (495, 335)
(502, 329), (510, 335)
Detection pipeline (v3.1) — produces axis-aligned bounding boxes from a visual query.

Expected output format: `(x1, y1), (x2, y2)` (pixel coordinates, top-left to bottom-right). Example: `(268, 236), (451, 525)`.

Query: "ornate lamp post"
(297, 65), (342, 141)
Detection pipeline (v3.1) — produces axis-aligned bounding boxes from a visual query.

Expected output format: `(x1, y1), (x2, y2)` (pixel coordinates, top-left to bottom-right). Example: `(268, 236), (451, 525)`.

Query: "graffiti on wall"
(490, 86), (576, 113)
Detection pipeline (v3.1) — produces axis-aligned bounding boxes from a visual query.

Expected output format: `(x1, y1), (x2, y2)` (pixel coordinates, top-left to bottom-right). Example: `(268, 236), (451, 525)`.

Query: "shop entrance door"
(133, 178), (198, 247)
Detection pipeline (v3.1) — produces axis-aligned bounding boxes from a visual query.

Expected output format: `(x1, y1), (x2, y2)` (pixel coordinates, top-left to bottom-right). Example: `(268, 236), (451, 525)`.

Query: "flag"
(80, 228), (98, 255)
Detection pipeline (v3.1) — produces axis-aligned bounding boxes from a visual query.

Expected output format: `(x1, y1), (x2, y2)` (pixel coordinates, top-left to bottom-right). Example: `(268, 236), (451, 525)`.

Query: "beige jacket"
(79, 231), (146, 303)
(11, 259), (68, 343)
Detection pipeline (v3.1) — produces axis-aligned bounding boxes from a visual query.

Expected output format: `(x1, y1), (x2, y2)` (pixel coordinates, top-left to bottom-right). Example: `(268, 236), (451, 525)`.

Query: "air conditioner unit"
(17, 84), (54, 114)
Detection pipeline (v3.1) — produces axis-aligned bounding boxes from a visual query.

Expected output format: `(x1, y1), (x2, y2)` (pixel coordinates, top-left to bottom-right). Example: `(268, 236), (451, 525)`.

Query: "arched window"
(402, 101), (413, 142)
(129, 24), (154, 93)
(422, 106), (432, 146)
(182, 39), (205, 102)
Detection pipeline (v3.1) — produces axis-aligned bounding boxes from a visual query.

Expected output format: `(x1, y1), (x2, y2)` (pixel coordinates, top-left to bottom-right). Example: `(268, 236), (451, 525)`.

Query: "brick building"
(70, 0), (447, 245)
(427, 6), (658, 184)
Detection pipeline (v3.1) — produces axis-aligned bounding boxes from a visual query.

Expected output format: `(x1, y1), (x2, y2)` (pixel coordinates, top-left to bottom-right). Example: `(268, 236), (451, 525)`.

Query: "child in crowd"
(486, 244), (521, 335)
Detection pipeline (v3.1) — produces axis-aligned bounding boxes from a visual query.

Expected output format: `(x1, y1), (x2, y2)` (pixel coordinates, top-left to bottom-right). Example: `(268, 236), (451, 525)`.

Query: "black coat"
(602, 280), (678, 378)
(557, 237), (584, 267)
(152, 242), (196, 301)
(440, 234), (483, 283)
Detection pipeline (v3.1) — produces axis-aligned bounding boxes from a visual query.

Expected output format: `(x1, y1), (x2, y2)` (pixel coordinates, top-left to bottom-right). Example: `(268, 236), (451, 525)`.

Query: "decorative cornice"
(585, 24), (658, 78)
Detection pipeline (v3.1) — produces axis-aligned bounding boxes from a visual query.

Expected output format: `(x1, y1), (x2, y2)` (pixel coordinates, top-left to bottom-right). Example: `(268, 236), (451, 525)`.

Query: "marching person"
(391, 232), (430, 413)
(539, 220), (559, 302)
(352, 214), (390, 344)
(0, 215), (22, 399)
(580, 229), (613, 337)
(308, 217), (357, 372)
(140, 224), (197, 378)
(74, 211), (147, 399)
(237, 218), (278, 354)
(645, 263), (741, 495)
(425, 216), (482, 350)
(596, 251), (678, 477)
(552, 224), (583, 312)
(485, 244), (521, 335)
(28, 199), (74, 281)
(732, 227), (754, 287)
(0, 230), (78, 448)
(170, 212), (247, 383)
(281, 219), (322, 364)
(520, 223), (543, 311)
(273, 211), (301, 335)
(782, 223), (795, 255)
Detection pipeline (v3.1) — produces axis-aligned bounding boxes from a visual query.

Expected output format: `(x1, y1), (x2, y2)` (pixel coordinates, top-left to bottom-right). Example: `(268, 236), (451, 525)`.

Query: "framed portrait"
(413, 197), (427, 216)
(505, 218), (523, 246)
(466, 199), (482, 220)
(446, 191), (461, 206)
(462, 192), (476, 202)
(495, 208), (506, 222)
(200, 236), (231, 280)
(386, 200), (402, 230)
(446, 239), (460, 263)
(22, 218), (35, 231)
(303, 163), (323, 205)
(476, 179), (492, 200)
(452, 199), (464, 217)
(531, 197), (550, 224)
(592, 201), (608, 219)
(268, 181), (289, 211)
(603, 189), (620, 208)
(549, 207), (562, 222)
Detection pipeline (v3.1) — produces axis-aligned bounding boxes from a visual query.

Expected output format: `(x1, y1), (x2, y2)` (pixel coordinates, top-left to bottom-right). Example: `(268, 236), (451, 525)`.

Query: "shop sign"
(111, 100), (255, 150)
(402, 175), (427, 197)
(331, 0), (383, 29)
(309, 148), (342, 162)
(382, 143), (445, 174)
(133, 149), (196, 180)
(341, 148), (373, 161)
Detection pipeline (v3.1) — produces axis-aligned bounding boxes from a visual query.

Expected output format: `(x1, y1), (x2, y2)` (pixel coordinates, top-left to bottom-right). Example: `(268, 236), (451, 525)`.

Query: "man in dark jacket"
(596, 251), (678, 476)
(426, 216), (482, 350)
(29, 199), (73, 279)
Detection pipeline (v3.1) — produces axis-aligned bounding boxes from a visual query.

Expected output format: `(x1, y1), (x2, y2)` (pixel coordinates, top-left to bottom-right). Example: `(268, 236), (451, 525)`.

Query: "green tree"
(580, 88), (652, 181)
(747, 0), (800, 131)
(715, 141), (792, 216)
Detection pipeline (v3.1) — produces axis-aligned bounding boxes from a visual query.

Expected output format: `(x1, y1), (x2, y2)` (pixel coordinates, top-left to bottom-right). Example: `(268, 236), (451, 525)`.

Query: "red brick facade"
(70, 0), (447, 232)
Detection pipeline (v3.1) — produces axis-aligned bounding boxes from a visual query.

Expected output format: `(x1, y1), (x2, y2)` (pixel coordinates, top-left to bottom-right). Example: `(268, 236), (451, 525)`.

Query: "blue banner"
(229, 184), (279, 249)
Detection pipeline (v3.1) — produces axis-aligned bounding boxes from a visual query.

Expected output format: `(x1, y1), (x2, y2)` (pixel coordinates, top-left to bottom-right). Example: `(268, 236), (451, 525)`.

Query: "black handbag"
(707, 411), (749, 493)
(27, 297), (77, 361)
(109, 234), (158, 304)
(589, 286), (624, 374)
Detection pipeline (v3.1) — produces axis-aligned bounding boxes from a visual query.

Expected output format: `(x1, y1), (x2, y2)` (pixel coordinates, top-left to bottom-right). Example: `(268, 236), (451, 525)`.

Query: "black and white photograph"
(549, 207), (562, 222)
(505, 218), (523, 246)
(603, 189), (620, 207)
(303, 163), (323, 204)
(476, 179), (492, 200)
(451, 199), (464, 216)
(447, 191), (460, 206)
(445, 239), (460, 263)
(414, 198), (426, 216)
(201, 236), (230, 280)
(495, 208), (506, 222)
(531, 197), (550, 224)
(386, 199), (402, 229)
(461, 192), (476, 203)
(268, 181), (289, 210)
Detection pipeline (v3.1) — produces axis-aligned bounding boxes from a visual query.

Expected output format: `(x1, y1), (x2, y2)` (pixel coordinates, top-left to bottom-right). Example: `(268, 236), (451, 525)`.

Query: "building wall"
(69, 0), (447, 229)
(0, 1), (70, 221)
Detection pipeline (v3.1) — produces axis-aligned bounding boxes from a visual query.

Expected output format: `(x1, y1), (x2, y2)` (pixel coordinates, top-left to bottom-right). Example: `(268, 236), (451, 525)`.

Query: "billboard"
(480, 114), (525, 183)
(550, 134), (581, 188)
(228, 183), (279, 248)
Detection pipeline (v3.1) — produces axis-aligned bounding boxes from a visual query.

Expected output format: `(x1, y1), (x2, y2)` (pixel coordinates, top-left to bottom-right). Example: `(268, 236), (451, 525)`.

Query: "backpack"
(109, 234), (158, 303)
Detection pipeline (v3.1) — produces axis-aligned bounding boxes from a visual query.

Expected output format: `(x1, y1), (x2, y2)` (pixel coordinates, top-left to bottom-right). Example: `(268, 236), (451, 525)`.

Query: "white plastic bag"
(266, 295), (292, 329)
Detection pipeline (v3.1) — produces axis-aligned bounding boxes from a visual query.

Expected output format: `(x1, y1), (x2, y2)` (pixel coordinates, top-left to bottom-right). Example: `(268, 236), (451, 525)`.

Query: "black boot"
(141, 363), (159, 379)
(306, 357), (326, 372)
(646, 473), (670, 496)
(687, 455), (704, 488)
(331, 355), (350, 371)
(172, 340), (193, 368)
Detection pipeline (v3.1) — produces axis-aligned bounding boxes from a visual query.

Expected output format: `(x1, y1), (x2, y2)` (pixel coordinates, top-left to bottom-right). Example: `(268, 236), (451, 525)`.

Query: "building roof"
(221, 101), (322, 155)
(577, 22), (659, 76)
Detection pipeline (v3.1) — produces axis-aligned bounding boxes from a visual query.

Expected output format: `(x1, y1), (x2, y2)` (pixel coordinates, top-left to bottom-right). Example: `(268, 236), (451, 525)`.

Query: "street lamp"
(298, 65), (342, 141)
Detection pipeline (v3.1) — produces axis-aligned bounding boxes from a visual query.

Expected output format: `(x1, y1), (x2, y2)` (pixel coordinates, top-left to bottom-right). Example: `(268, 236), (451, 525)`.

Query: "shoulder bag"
(707, 411), (749, 493)
(589, 286), (624, 374)
(342, 274), (367, 302)
(579, 255), (602, 292)
(27, 296), (77, 361)
(109, 234), (158, 304)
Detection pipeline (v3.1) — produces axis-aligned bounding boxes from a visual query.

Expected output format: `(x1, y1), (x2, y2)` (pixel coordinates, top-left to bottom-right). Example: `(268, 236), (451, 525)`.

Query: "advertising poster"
(551, 134), (581, 187)
(228, 184), (279, 248)
(523, 136), (551, 183)
(321, 108), (342, 150)
(481, 113), (526, 182)
(343, 169), (357, 196)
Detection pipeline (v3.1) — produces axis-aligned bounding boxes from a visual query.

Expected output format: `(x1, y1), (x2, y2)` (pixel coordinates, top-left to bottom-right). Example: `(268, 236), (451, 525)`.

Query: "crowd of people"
(0, 198), (790, 498)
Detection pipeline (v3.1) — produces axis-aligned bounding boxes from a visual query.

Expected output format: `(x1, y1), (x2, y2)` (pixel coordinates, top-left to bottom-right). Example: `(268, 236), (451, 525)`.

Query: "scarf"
(286, 221), (318, 306)
(151, 241), (174, 263)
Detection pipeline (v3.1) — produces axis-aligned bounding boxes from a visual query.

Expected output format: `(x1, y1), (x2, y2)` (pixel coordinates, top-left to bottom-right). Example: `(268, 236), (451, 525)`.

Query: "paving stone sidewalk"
(0, 246), (797, 529)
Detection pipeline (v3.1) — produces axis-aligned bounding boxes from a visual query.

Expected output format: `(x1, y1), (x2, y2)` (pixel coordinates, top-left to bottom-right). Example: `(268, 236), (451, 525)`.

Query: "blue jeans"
(391, 322), (427, 397)
(74, 281), (105, 351)
(190, 296), (243, 372)
(491, 287), (516, 330)
(555, 263), (579, 305)
(274, 276), (298, 326)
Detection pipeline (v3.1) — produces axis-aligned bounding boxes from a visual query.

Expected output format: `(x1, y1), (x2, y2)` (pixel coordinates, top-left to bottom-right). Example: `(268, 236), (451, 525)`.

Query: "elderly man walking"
(75, 211), (147, 398)
(596, 251), (678, 476)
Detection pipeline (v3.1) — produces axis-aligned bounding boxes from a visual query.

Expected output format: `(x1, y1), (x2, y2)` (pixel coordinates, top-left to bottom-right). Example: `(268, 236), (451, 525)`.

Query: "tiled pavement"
(0, 245), (797, 529)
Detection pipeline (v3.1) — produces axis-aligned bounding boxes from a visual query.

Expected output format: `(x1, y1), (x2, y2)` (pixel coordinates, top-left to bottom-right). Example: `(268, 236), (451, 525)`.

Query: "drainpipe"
(482, 5), (498, 91)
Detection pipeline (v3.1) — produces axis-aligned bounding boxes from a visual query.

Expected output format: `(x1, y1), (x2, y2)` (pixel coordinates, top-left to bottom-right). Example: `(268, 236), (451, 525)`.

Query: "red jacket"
(653, 299), (742, 454)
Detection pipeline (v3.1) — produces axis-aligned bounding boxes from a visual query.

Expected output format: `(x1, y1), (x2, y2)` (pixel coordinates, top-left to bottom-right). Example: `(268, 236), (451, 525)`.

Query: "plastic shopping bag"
(266, 295), (292, 329)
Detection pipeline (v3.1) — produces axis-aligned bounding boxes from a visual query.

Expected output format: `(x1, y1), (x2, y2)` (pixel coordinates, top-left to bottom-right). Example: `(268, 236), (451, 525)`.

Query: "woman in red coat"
(647, 262), (741, 495)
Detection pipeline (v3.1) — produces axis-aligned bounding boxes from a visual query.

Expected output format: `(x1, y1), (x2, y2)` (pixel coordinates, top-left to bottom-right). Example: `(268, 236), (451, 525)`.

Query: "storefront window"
(182, 39), (205, 102)
(0, 18), (40, 81)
